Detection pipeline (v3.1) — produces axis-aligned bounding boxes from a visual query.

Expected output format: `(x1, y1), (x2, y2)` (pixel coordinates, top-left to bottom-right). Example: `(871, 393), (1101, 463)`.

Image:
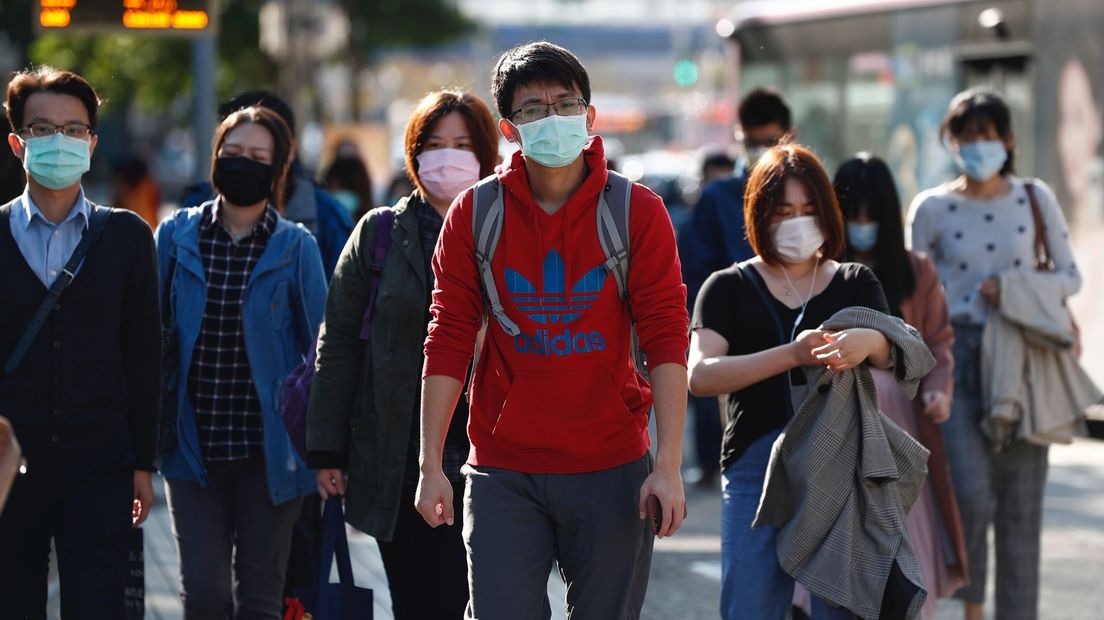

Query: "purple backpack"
(282, 208), (395, 460)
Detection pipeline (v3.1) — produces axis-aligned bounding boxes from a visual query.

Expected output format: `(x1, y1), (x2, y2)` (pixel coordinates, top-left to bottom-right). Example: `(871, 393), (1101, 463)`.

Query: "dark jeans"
(0, 457), (132, 620)
(690, 395), (721, 477)
(165, 458), (303, 620)
(283, 494), (322, 597)
(377, 480), (468, 620)
(463, 453), (654, 620)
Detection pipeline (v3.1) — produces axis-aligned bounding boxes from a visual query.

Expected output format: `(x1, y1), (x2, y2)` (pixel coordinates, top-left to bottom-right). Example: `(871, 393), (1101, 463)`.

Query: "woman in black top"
(688, 144), (892, 619)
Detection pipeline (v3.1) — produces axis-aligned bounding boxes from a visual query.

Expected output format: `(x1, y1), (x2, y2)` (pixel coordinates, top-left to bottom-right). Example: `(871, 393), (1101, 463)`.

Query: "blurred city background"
(1, 0), (1102, 618)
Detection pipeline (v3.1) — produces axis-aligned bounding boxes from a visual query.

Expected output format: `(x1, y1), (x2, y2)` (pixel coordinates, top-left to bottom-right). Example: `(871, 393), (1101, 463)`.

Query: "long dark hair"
(834, 153), (915, 317)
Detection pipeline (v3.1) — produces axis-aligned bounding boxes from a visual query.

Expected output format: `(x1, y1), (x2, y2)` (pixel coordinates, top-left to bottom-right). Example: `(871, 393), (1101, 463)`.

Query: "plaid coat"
(753, 306), (936, 620)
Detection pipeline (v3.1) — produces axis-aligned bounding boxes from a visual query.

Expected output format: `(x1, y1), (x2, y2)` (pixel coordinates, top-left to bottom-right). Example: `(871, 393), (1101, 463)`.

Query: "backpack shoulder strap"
(597, 170), (632, 300)
(1023, 181), (1054, 272)
(472, 177), (520, 336)
(358, 207), (396, 341)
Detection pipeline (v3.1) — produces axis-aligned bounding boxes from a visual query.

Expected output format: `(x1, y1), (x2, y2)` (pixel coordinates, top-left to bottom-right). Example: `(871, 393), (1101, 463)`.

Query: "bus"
(723, 0), (1104, 387)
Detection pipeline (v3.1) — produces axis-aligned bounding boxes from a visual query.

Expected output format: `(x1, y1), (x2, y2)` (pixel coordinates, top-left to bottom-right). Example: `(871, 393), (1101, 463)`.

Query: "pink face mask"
(416, 148), (481, 204)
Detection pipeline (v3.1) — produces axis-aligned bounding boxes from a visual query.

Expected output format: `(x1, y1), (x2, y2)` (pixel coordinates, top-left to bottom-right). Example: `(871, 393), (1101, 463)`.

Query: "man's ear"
(586, 105), (596, 132)
(7, 133), (24, 161)
(499, 118), (519, 144)
(88, 134), (99, 158)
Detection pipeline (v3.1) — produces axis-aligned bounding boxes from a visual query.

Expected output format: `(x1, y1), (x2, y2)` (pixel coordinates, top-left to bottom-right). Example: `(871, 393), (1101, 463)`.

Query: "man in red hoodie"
(415, 41), (689, 618)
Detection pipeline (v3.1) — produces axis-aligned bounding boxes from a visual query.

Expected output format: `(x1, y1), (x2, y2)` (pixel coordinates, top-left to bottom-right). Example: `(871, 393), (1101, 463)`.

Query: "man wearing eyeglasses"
(416, 41), (689, 618)
(0, 66), (160, 618)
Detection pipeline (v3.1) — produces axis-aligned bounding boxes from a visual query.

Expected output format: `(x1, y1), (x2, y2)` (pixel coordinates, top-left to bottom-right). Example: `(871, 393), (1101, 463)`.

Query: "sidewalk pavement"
(43, 438), (1104, 619)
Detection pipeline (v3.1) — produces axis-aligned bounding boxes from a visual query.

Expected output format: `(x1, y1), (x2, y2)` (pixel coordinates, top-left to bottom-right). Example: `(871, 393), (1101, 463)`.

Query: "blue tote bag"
(289, 497), (373, 620)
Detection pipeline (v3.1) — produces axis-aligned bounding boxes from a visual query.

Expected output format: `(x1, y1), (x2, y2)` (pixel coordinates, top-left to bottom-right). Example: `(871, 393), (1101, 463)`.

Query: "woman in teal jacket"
(155, 106), (327, 619)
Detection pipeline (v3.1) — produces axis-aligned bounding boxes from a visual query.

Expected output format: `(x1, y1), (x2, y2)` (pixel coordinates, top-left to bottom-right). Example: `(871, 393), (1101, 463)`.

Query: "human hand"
(316, 468), (347, 499)
(415, 469), (454, 528)
(638, 464), (686, 538)
(0, 417), (21, 511)
(813, 328), (886, 372)
(790, 330), (831, 367)
(922, 390), (951, 424)
(132, 470), (154, 527)
(979, 278), (1000, 307)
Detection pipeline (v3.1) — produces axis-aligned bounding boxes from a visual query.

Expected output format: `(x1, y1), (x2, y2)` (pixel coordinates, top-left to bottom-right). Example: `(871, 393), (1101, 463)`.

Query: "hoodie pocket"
(491, 367), (635, 457)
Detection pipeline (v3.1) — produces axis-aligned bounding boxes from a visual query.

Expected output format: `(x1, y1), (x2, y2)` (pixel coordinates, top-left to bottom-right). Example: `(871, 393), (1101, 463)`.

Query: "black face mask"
(214, 156), (274, 207)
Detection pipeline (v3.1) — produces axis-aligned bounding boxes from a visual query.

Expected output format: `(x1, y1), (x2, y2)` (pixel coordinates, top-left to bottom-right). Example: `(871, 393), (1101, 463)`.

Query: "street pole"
(191, 34), (217, 183)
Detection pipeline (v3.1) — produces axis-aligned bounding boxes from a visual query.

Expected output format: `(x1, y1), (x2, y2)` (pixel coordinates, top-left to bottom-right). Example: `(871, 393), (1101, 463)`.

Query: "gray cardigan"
(753, 306), (936, 620)
(306, 198), (429, 542)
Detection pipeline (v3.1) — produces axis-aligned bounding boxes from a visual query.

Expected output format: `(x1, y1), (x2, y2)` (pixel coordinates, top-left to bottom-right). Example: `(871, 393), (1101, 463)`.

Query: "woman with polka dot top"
(907, 88), (1082, 620)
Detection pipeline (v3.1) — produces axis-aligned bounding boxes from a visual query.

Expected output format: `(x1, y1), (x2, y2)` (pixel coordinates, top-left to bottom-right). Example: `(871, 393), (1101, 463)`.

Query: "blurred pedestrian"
(416, 41), (689, 618)
(112, 154), (161, 230)
(0, 66), (160, 618)
(384, 173), (416, 206)
(908, 88), (1082, 620)
(836, 153), (968, 619)
(155, 106), (326, 619)
(679, 89), (793, 489)
(701, 150), (737, 185)
(181, 90), (354, 279)
(308, 89), (500, 620)
(688, 144), (895, 619)
(322, 155), (373, 222)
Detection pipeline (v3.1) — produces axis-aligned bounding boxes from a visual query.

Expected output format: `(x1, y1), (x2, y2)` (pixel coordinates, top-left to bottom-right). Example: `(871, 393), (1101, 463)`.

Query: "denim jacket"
(154, 202), (327, 505)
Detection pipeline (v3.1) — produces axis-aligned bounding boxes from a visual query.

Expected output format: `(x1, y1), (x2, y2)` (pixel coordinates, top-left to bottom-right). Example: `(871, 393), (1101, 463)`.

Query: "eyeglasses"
(19, 122), (93, 140)
(508, 97), (587, 124)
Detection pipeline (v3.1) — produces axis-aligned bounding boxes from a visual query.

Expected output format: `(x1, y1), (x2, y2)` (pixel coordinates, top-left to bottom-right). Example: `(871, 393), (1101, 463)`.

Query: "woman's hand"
(317, 468), (347, 499)
(979, 277), (1000, 307)
(921, 390), (951, 424)
(812, 328), (890, 372)
(790, 330), (831, 367)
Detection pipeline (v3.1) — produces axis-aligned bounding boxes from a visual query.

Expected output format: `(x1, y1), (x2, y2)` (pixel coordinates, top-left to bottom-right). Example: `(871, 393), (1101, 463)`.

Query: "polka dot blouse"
(907, 177), (1082, 325)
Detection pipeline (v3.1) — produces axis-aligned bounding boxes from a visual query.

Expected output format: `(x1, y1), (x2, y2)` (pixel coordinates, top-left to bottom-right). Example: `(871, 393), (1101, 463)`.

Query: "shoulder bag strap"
(1024, 182), (1054, 272)
(358, 207), (396, 341)
(3, 205), (112, 377)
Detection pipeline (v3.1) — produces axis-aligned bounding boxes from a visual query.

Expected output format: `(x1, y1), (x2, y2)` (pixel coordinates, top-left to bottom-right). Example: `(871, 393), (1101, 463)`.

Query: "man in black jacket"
(0, 66), (160, 619)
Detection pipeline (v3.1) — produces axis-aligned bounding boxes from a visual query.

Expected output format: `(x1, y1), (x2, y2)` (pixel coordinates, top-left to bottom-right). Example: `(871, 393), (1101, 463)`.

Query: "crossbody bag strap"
(738, 261), (796, 417)
(3, 205), (112, 377)
(1024, 182), (1054, 272)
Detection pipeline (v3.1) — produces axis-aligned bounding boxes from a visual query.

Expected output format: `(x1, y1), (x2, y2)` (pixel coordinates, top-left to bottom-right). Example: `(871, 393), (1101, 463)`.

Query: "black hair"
(701, 151), (736, 178)
(738, 88), (792, 131)
(219, 89), (296, 133)
(5, 65), (102, 131)
(491, 41), (591, 120)
(941, 87), (1015, 176)
(113, 155), (149, 186)
(834, 153), (916, 317)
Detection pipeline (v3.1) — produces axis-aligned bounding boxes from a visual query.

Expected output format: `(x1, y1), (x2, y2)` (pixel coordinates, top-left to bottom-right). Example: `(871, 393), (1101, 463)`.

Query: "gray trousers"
(165, 459), (304, 620)
(463, 453), (654, 620)
(945, 325), (1048, 619)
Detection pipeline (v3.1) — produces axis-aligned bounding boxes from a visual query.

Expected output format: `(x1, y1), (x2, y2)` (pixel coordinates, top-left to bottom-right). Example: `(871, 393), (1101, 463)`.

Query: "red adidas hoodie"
(423, 136), (688, 474)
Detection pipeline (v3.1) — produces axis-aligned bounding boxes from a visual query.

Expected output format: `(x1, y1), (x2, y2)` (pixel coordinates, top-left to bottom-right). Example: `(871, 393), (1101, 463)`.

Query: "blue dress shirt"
(9, 187), (92, 287)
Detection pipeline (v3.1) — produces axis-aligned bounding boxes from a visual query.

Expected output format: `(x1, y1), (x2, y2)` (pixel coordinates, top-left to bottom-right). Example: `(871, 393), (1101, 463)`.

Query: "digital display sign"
(37, 0), (215, 34)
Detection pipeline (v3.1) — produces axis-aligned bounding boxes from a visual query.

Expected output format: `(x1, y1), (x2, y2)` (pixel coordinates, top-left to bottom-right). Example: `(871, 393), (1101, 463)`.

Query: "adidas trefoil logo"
(505, 249), (608, 356)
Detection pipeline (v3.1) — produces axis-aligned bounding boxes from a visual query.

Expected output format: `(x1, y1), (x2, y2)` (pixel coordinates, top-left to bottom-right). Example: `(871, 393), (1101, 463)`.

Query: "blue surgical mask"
(847, 222), (879, 253)
(331, 190), (360, 217)
(954, 140), (1008, 182)
(21, 133), (92, 190)
(515, 114), (589, 168)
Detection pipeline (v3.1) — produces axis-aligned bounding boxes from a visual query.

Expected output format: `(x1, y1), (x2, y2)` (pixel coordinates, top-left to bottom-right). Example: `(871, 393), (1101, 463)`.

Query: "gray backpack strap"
(596, 171), (647, 378)
(472, 177), (521, 337)
(597, 170), (632, 300)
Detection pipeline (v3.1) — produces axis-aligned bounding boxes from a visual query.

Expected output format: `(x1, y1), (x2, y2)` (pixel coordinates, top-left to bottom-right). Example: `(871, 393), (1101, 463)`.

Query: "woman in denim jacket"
(154, 106), (327, 619)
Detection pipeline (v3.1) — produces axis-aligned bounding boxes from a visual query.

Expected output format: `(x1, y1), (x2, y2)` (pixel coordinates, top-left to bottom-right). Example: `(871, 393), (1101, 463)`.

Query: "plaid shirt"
(188, 202), (278, 463)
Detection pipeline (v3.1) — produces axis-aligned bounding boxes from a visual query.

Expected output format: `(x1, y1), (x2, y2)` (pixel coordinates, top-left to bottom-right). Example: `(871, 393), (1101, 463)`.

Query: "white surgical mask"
(771, 216), (825, 263)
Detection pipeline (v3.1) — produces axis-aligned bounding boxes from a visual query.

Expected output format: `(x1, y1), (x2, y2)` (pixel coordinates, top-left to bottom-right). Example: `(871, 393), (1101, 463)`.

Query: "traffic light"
(673, 59), (699, 88)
